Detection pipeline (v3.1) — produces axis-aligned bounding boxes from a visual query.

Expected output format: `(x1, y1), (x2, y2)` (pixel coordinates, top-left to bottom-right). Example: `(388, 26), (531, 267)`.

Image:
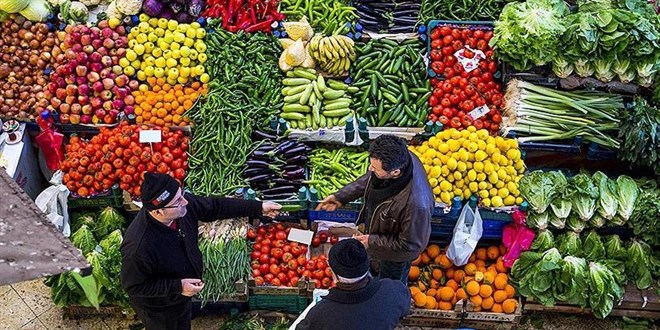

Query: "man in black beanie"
(121, 172), (281, 330)
(296, 239), (411, 330)
(316, 134), (433, 282)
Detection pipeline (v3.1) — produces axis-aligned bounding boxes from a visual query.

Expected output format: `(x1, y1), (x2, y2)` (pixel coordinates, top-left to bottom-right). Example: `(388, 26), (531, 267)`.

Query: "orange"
(505, 284), (516, 298)
(418, 282), (427, 292)
(472, 306), (482, 312)
(410, 286), (422, 297)
(474, 260), (486, 269)
(451, 296), (457, 306)
(499, 244), (507, 256)
(475, 248), (487, 261)
(445, 279), (459, 291)
(438, 254), (453, 269)
(426, 288), (437, 298)
(503, 299), (517, 314)
(438, 301), (453, 311)
(491, 303), (503, 313)
(432, 268), (443, 281)
(413, 292), (427, 307)
(487, 246), (500, 260)
(494, 276), (507, 290)
(427, 244), (441, 259)
(464, 263), (477, 276)
(479, 284), (493, 298)
(420, 252), (431, 265)
(438, 287), (455, 302)
(453, 269), (465, 283)
(469, 295), (482, 307)
(469, 253), (477, 263)
(465, 281), (480, 296)
(412, 255), (422, 266)
(155, 118), (165, 126)
(481, 296), (494, 310)
(487, 265), (498, 274)
(456, 288), (467, 301)
(495, 257), (507, 273)
(493, 290), (507, 303)
(445, 267), (455, 280)
(474, 271), (484, 283)
(424, 295), (437, 309)
(408, 266), (420, 281)
(483, 271), (496, 285)
(429, 279), (441, 290)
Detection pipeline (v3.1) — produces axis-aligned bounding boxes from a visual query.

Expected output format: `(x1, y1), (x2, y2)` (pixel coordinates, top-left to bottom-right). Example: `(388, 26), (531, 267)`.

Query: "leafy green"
(69, 211), (95, 234)
(491, 0), (568, 71)
(618, 98), (660, 178)
(588, 261), (624, 319)
(589, 214), (606, 228)
(556, 231), (583, 257)
(548, 212), (566, 229)
(527, 211), (549, 230)
(94, 207), (125, 239)
(512, 248), (563, 306)
(96, 230), (129, 310)
(552, 55), (575, 78)
(593, 171), (618, 220)
(566, 214), (587, 233)
(615, 175), (639, 223)
(629, 183), (660, 246)
(71, 225), (97, 255)
(550, 172), (573, 221)
(531, 229), (555, 251)
(604, 235), (627, 260)
(626, 240), (654, 289)
(583, 231), (606, 261)
(520, 171), (559, 214)
(572, 173), (599, 220)
(556, 256), (589, 307)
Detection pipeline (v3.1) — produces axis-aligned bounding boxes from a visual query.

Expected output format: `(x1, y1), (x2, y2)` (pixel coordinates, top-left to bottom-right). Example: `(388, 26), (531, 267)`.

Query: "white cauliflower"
(80, 0), (100, 6)
(104, 0), (122, 18)
(115, 0), (141, 15)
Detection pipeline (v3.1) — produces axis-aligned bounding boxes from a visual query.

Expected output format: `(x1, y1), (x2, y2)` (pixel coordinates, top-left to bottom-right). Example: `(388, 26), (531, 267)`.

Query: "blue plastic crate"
(431, 218), (507, 239)
(586, 142), (616, 160)
(426, 20), (494, 78)
(307, 199), (363, 223)
(508, 132), (583, 155)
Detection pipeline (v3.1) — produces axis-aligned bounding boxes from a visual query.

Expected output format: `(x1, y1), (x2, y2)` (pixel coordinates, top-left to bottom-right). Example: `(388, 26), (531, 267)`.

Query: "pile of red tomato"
(61, 122), (189, 198)
(428, 25), (504, 135)
(247, 223), (335, 289)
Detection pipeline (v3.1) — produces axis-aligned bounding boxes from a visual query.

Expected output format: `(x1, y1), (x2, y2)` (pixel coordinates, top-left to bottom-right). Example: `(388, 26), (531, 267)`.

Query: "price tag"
(454, 46), (486, 73)
(139, 130), (162, 143)
(288, 228), (314, 245)
(468, 105), (490, 120)
(318, 130), (326, 136)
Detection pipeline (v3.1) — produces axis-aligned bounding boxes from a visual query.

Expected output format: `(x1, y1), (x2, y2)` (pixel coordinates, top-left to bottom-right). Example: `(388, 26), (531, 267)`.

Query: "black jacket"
(334, 151), (434, 262)
(296, 278), (411, 330)
(120, 193), (262, 313)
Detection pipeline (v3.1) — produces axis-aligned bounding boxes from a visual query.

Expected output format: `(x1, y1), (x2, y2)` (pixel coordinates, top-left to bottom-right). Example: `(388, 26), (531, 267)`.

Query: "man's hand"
(315, 194), (342, 211)
(262, 201), (282, 218)
(353, 234), (369, 248)
(181, 279), (204, 297)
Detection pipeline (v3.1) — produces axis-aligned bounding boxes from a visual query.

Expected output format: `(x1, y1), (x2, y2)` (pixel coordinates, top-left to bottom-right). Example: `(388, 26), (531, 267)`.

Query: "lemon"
(417, 144), (428, 154)
(441, 130), (451, 140)
(504, 195), (516, 206)
(507, 181), (517, 193)
(453, 188), (462, 197)
(477, 173), (487, 182)
(440, 192), (451, 204)
(484, 162), (494, 174)
(108, 17), (121, 29)
(433, 186), (442, 196)
(437, 143), (449, 154)
(515, 197), (524, 205)
(119, 57), (130, 68)
(432, 158), (442, 166)
(167, 19), (178, 31)
(123, 66), (135, 76)
(153, 67), (165, 78)
(440, 180), (452, 192)
(488, 172), (499, 184)
(469, 182), (478, 192)
(459, 150), (469, 162)
(482, 198), (491, 207)
(457, 161), (467, 173)
(440, 155), (449, 164)
(477, 129), (489, 139)
(451, 153), (460, 161)
(497, 169), (507, 180)
(463, 188), (472, 199)
(478, 190), (489, 198)
(195, 42), (207, 53)
(461, 130), (470, 139)
(467, 170), (477, 181)
(455, 180), (464, 189)
(454, 172), (462, 181)
(467, 126), (477, 132)
(478, 182), (488, 190)
(513, 189), (520, 197)
(491, 196), (504, 207)
(498, 188), (510, 198)
(447, 158), (458, 170)
(197, 53), (208, 64)
(429, 165), (441, 178)
(473, 162), (484, 173)
(424, 148), (437, 159)
(429, 178), (438, 188)
(475, 150), (487, 162)
(441, 166), (450, 177)
(468, 133), (478, 141)
(507, 149), (520, 161)
(485, 144), (496, 155)
(496, 181), (505, 189)
(422, 158), (432, 166)
(450, 129), (462, 140)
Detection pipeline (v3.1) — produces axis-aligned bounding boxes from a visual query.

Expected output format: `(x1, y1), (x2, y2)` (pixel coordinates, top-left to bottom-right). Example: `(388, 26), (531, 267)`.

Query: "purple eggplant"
(281, 164), (303, 173)
(246, 174), (273, 184)
(244, 167), (272, 177)
(252, 130), (277, 141)
(286, 155), (308, 165)
(272, 140), (297, 155)
(283, 168), (305, 179)
(261, 186), (297, 195)
(247, 160), (272, 168)
(283, 145), (307, 159)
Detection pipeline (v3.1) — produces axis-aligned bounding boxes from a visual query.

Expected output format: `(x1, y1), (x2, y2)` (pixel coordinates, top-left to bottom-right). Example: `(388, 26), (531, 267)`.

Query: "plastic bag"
(502, 210), (536, 268)
(447, 203), (483, 266)
(35, 171), (71, 237)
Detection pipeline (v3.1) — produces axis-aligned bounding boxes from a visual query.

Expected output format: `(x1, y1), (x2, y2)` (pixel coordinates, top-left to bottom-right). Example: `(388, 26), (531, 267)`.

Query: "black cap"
(141, 172), (180, 210)
(328, 239), (369, 279)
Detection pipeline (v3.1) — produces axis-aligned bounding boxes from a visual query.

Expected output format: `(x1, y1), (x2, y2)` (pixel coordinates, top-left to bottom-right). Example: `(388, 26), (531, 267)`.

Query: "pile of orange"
(409, 244), (518, 314)
(133, 78), (207, 126)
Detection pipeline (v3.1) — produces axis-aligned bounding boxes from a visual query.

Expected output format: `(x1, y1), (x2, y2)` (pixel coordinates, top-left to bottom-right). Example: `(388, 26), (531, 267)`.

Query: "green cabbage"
(604, 235), (627, 260)
(520, 171), (558, 214)
(593, 171), (618, 220)
(71, 225), (98, 255)
(531, 229), (555, 251)
(567, 214), (587, 233)
(0, 0), (30, 13)
(556, 231), (582, 256)
(19, 0), (51, 21)
(615, 176), (638, 222)
(626, 240), (654, 290)
(583, 231), (606, 261)
(94, 207), (125, 239)
(556, 256), (589, 307)
(572, 173), (599, 221)
(588, 261), (624, 319)
(527, 211), (549, 230)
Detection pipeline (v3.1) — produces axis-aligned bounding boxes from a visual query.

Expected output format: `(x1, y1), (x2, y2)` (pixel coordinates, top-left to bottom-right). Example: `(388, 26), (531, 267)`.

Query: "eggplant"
(286, 155), (308, 165)
(246, 160), (272, 168)
(393, 9), (420, 18)
(243, 167), (272, 178)
(281, 164), (303, 173)
(246, 174), (273, 184)
(262, 186), (298, 195)
(283, 168), (305, 180)
(283, 145), (308, 159)
(270, 177), (303, 186)
(393, 17), (418, 25)
(271, 140), (297, 155)
(252, 130), (276, 141)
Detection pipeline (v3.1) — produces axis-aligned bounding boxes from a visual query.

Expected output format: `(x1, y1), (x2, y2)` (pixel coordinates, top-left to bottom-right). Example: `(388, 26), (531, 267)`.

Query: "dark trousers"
(134, 300), (192, 330)
(372, 260), (412, 284)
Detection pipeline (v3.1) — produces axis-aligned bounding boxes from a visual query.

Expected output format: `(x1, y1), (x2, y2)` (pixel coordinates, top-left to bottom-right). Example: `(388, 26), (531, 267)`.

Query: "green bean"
(279, 0), (357, 35)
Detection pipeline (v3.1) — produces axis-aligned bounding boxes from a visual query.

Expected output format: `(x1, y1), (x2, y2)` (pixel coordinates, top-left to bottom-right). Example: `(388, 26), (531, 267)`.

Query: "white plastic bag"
(35, 170), (71, 237)
(446, 203), (483, 266)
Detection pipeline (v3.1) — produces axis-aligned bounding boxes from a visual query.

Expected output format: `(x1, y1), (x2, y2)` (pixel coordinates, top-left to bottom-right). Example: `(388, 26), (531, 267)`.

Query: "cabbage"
(567, 214), (586, 233)
(531, 229), (555, 251)
(527, 211), (549, 230)
(94, 207), (125, 239)
(615, 176), (638, 222)
(556, 231), (582, 256)
(557, 256), (588, 307)
(583, 231), (606, 261)
(519, 171), (558, 214)
(71, 225), (98, 255)
(604, 235), (627, 260)
(19, 0), (51, 21)
(593, 171), (618, 220)
(0, 0), (30, 13)
(626, 240), (654, 290)
(572, 173), (599, 221)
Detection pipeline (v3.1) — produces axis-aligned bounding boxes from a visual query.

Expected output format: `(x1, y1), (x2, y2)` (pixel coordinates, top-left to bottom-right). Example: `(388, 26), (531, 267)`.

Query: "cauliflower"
(66, 1), (88, 22)
(104, 0), (122, 19)
(80, 0), (100, 6)
(115, 0), (141, 15)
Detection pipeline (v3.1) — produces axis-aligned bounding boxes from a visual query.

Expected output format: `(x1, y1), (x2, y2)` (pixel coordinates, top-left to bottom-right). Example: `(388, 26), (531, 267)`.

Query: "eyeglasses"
(159, 194), (186, 210)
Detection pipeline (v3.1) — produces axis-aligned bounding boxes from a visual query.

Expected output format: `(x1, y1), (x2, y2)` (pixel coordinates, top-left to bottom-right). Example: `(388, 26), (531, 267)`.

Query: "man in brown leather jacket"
(316, 135), (433, 282)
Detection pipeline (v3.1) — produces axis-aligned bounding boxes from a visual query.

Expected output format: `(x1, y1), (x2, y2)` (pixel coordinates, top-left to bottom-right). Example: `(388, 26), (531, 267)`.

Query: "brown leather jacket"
(334, 151), (433, 262)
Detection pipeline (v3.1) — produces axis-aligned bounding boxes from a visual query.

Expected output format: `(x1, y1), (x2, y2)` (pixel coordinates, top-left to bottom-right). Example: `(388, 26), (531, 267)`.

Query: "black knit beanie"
(141, 172), (180, 210)
(328, 239), (369, 279)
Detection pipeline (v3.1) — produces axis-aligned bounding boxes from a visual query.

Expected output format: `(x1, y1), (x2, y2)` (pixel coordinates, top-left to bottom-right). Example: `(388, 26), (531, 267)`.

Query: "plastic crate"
(248, 294), (308, 314)
(241, 187), (309, 222)
(426, 20), (494, 78)
(307, 199), (363, 223)
(507, 132), (583, 154)
(431, 218), (508, 239)
(501, 62), (559, 88)
(68, 185), (124, 209)
(586, 142), (616, 160)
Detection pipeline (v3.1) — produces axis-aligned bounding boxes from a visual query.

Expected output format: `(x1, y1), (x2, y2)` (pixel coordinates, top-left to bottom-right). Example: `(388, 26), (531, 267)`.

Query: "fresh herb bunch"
(617, 97), (660, 177)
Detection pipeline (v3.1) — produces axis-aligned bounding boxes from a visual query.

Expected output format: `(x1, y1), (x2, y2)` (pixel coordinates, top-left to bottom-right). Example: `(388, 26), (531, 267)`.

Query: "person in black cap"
(295, 239), (411, 330)
(120, 172), (281, 330)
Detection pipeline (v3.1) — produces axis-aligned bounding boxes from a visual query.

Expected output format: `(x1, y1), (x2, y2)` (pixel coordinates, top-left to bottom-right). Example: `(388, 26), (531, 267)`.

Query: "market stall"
(0, 0), (659, 328)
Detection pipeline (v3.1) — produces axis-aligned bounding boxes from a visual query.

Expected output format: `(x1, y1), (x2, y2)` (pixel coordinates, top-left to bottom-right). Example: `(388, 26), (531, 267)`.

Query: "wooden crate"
(400, 301), (463, 328)
(463, 298), (523, 330)
(524, 285), (660, 319)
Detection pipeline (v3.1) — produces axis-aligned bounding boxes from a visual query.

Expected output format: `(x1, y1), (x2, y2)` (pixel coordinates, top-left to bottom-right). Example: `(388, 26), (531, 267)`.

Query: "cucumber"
(324, 97), (352, 105)
(323, 90), (346, 100)
(280, 204), (304, 212)
(317, 75), (327, 92)
(299, 84), (313, 105)
(283, 104), (311, 113)
(283, 78), (311, 86)
(323, 109), (352, 117)
(327, 79), (348, 90)
(280, 112), (306, 121)
(286, 85), (308, 96)
(284, 94), (302, 103)
(347, 86), (359, 93)
(324, 101), (351, 111)
(293, 68), (317, 80)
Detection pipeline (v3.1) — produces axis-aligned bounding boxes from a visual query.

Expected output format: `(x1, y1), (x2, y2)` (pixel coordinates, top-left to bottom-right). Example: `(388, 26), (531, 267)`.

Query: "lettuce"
(520, 171), (559, 214)
(594, 57), (616, 82)
(71, 225), (98, 255)
(604, 235), (627, 260)
(548, 211), (566, 229)
(566, 214), (587, 233)
(94, 207), (125, 239)
(593, 171), (618, 220)
(583, 231), (606, 261)
(572, 174), (599, 220)
(550, 172), (573, 220)
(556, 231), (583, 257)
(527, 211), (549, 230)
(552, 56), (575, 78)
(588, 261), (624, 319)
(513, 248), (563, 306)
(626, 240), (654, 290)
(615, 176), (638, 222)
(531, 229), (555, 251)
(556, 256), (589, 307)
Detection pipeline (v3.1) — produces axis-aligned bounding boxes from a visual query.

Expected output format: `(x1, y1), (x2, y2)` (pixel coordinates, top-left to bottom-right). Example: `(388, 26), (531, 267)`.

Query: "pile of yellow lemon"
(119, 14), (209, 85)
(410, 128), (525, 207)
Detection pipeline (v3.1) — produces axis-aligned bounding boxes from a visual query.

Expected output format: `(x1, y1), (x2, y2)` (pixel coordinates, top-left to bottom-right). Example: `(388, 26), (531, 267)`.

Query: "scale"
(2, 119), (22, 144)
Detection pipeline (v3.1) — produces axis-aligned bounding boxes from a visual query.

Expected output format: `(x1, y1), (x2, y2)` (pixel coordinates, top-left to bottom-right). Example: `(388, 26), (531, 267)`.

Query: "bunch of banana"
(281, 68), (359, 130)
(308, 35), (356, 76)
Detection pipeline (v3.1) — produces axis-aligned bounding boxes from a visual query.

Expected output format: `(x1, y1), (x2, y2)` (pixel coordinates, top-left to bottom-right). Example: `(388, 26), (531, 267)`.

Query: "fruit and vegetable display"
(408, 244), (519, 314)
(141, 0), (206, 23)
(410, 128), (525, 206)
(352, 0), (421, 34)
(418, 0), (505, 23)
(306, 147), (369, 199)
(0, 16), (57, 120)
(61, 123), (189, 198)
(427, 24), (503, 134)
(278, 0), (357, 35)
(351, 38), (430, 127)
(243, 136), (310, 200)
(133, 80), (205, 126)
(281, 69), (358, 130)
(202, 0), (284, 33)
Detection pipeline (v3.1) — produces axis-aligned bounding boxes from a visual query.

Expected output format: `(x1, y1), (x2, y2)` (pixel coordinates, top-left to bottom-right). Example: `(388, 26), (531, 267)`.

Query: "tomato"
(291, 245), (303, 256)
(491, 113), (502, 124)
(460, 29), (471, 40)
(302, 270), (312, 279)
(491, 94), (503, 106)
(442, 108), (455, 118)
(475, 97), (487, 107)
(311, 237), (321, 247)
(318, 232), (328, 243)
(290, 276), (300, 287)
(452, 40), (463, 51)
(441, 46), (453, 56)
(473, 119), (484, 130)
(162, 152), (174, 164)
(321, 277), (332, 288)
(440, 82), (453, 93)
(431, 39), (443, 48)
(476, 39), (488, 51)
(275, 230), (287, 240)
(481, 72), (494, 83)
(297, 255), (307, 266)
(254, 276), (265, 286)
(466, 38), (477, 49)
(443, 67), (456, 79)
(490, 123), (500, 132)
(271, 248), (283, 260)
(287, 259), (298, 270)
(439, 26), (452, 36)
(316, 259), (327, 270)
(282, 252), (294, 262)
(252, 269), (261, 277)
(330, 235), (339, 245)
(259, 263), (270, 275)
(260, 245), (270, 255)
(324, 267), (333, 278)
(265, 232), (274, 240)
(430, 49), (442, 61)
(430, 61), (444, 74)
(449, 94), (461, 105)
(473, 30), (485, 40)
(277, 272), (288, 284)
(442, 35), (454, 46)
(315, 280), (322, 289)
(488, 61), (498, 73)
(313, 269), (325, 281)
(484, 31), (493, 42)
(451, 117), (462, 128)
(270, 278), (281, 286)
(251, 250), (261, 260)
(151, 152), (162, 163)
(451, 29), (461, 40)
(77, 187), (89, 197)
(305, 260), (316, 271)
(269, 264), (281, 275)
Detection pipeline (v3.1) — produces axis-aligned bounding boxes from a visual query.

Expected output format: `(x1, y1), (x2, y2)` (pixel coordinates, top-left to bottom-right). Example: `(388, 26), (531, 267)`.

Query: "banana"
(332, 37), (346, 58)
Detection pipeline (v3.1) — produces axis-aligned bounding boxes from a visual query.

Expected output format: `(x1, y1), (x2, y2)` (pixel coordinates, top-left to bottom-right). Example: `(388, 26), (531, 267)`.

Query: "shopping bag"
(502, 210), (535, 268)
(35, 171), (71, 237)
(446, 203), (483, 266)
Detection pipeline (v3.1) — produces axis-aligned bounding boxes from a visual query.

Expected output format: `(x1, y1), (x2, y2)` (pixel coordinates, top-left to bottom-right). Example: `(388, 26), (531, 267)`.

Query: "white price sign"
(139, 130), (162, 143)
(468, 105), (490, 120)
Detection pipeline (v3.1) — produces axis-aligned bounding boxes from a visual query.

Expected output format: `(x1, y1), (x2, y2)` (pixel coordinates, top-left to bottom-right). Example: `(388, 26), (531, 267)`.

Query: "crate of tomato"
(426, 20), (503, 135)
